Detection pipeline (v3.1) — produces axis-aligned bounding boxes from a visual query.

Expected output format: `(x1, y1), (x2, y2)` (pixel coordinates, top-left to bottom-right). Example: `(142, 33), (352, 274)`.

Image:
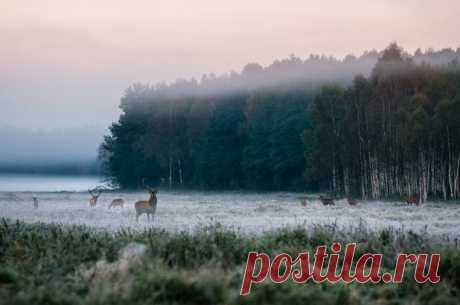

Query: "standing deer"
(300, 198), (308, 207)
(33, 197), (39, 209)
(319, 195), (335, 206)
(88, 189), (102, 207)
(405, 195), (420, 206)
(109, 198), (125, 209)
(135, 179), (158, 222)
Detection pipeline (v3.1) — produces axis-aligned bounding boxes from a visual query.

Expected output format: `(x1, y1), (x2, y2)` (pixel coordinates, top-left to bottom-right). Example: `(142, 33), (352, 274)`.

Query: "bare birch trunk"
(178, 159), (183, 186)
(168, 156), (172, 189)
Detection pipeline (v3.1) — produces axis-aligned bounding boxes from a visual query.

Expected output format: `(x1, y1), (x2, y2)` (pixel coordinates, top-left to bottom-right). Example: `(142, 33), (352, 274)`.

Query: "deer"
(88, 188), (102, 207)
(347, 197), (357, 206)
(300, 198), (308, 207)
(33, 197), (38, 209)
(405, 195), (420, 206)
(134, 179), (158, 222)
(319, 195), (335, 206)
(109, 198), (125, 209)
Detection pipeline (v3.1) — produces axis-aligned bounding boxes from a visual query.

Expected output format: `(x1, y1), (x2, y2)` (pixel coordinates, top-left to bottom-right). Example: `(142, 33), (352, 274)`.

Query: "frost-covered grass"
(1, 191), (460, 239)
(0, 219), (459, 305)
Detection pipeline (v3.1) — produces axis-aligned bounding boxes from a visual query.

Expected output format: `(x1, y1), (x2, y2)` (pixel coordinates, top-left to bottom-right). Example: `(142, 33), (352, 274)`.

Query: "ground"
(1, 192), (460, 305)
(1, 191), (459, 239)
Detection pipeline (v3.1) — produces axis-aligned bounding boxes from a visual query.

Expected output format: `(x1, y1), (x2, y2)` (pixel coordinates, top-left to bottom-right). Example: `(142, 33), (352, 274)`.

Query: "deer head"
(142, 178), (158, 201)
(88, 188), (102, 199)
(88, 188), (102, 206)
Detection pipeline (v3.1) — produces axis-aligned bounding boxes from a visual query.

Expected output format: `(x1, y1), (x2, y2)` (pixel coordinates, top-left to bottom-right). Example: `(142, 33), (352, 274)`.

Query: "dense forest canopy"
(101, 44), (460, 199)
(306, 44), (460, 200)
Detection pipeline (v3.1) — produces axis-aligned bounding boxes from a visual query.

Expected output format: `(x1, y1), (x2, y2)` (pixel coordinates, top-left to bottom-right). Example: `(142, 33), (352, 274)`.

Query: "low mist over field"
(2, 47), (460, 174)
(3, 191), (460, 238)
(0, 126), (104, 174)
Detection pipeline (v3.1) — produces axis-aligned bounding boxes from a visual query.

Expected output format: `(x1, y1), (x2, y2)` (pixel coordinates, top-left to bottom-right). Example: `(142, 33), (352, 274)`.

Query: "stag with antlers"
(134, 178), (158, 222)
(88, 188), (102, 207)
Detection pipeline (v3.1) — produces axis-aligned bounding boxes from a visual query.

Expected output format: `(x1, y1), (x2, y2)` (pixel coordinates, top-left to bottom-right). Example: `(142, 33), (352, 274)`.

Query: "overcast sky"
(1, 0), (459, 163)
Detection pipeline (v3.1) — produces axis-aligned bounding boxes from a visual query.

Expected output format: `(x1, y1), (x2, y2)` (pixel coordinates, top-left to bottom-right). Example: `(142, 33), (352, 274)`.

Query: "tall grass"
(0, 218), (459, 305)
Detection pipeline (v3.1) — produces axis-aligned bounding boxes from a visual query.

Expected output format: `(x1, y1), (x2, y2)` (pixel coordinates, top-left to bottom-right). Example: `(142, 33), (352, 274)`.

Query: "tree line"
(305, 44), (460, 200)
(100, 44), (460, 199)
(100, 86), (313, 190)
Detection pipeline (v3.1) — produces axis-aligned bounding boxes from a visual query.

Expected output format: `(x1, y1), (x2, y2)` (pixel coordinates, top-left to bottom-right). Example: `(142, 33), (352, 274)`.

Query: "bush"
(0, 218), (459, 305)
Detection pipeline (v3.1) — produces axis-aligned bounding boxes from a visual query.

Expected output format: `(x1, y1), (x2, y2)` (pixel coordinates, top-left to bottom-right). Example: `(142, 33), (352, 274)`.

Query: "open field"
(1, 191), (460, 304)
(1, 191), (460, 239)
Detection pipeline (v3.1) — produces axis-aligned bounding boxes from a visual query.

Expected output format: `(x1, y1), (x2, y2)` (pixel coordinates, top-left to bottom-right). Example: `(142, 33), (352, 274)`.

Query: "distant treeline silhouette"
(0, 161), (99, 176)
(100, 44), (460, 199)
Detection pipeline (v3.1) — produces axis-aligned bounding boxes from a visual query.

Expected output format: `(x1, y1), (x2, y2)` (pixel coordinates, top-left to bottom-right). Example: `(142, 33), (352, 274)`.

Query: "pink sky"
(1, 0), (459, 129)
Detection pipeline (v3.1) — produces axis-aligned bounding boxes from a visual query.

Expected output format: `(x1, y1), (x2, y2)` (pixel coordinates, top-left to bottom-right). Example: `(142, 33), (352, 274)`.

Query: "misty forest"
(100, 44), (460, 201)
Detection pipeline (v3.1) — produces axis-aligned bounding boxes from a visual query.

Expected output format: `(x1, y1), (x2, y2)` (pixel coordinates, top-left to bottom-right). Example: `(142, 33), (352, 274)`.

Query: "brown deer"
(88, 189), (102, 207)
(319, 195), (335, 206)
(300, 198), (308, 207)
(134, 179), (158, 222)
(405, 195), (420, 206)
(109, 198), (125, 209)
(347, 197), (357, 206)
(33, 197), (39, 209)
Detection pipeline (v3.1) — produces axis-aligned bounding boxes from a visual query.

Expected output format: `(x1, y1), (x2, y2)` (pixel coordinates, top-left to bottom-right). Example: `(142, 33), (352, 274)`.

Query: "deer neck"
(149, 194), (157, 206)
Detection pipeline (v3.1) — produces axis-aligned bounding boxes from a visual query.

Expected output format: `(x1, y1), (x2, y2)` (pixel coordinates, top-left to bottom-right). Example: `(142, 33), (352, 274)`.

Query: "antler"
(89, 188), (103, 197)
(142, 178), (155, 192)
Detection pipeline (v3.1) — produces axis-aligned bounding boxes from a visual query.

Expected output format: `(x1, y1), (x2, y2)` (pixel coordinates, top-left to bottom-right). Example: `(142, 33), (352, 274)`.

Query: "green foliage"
(101, 85), (313, 191)
(200, 95), (247, 188)
(1, 219), (459, 305)
(307, 44), (460, 200)
(242, 89), (311, 190)
(100, 44), (460, 198)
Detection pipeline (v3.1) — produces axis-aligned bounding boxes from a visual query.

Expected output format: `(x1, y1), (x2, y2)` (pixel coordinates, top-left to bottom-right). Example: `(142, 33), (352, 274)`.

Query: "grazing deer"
(405, 195), (420, 206)
(319, 195), (335, 206)
(135, 179), (158, 222)
(33, 197), (38, 209)
(109, 198), (125, 209)
(88, 189), (102, 207)
(347, 197), (357, 206)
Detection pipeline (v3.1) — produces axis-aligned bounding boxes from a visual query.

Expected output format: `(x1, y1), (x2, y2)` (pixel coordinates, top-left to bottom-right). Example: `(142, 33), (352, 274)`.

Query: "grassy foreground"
(0, 218), (459, 305)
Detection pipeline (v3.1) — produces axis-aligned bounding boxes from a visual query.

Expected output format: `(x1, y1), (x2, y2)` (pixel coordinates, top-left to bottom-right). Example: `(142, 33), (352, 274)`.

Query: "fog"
(0, 126), (104, 174)
(2, 191), (460, 238)
(1, 0), (459, 170)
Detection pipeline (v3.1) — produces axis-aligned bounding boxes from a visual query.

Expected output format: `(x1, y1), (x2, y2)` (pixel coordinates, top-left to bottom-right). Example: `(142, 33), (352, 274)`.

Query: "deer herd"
(300, 195), (420, 207)
(28, 179), (159, 222)
(86, 179), (159, 221)
(28, 179), (422, 222)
